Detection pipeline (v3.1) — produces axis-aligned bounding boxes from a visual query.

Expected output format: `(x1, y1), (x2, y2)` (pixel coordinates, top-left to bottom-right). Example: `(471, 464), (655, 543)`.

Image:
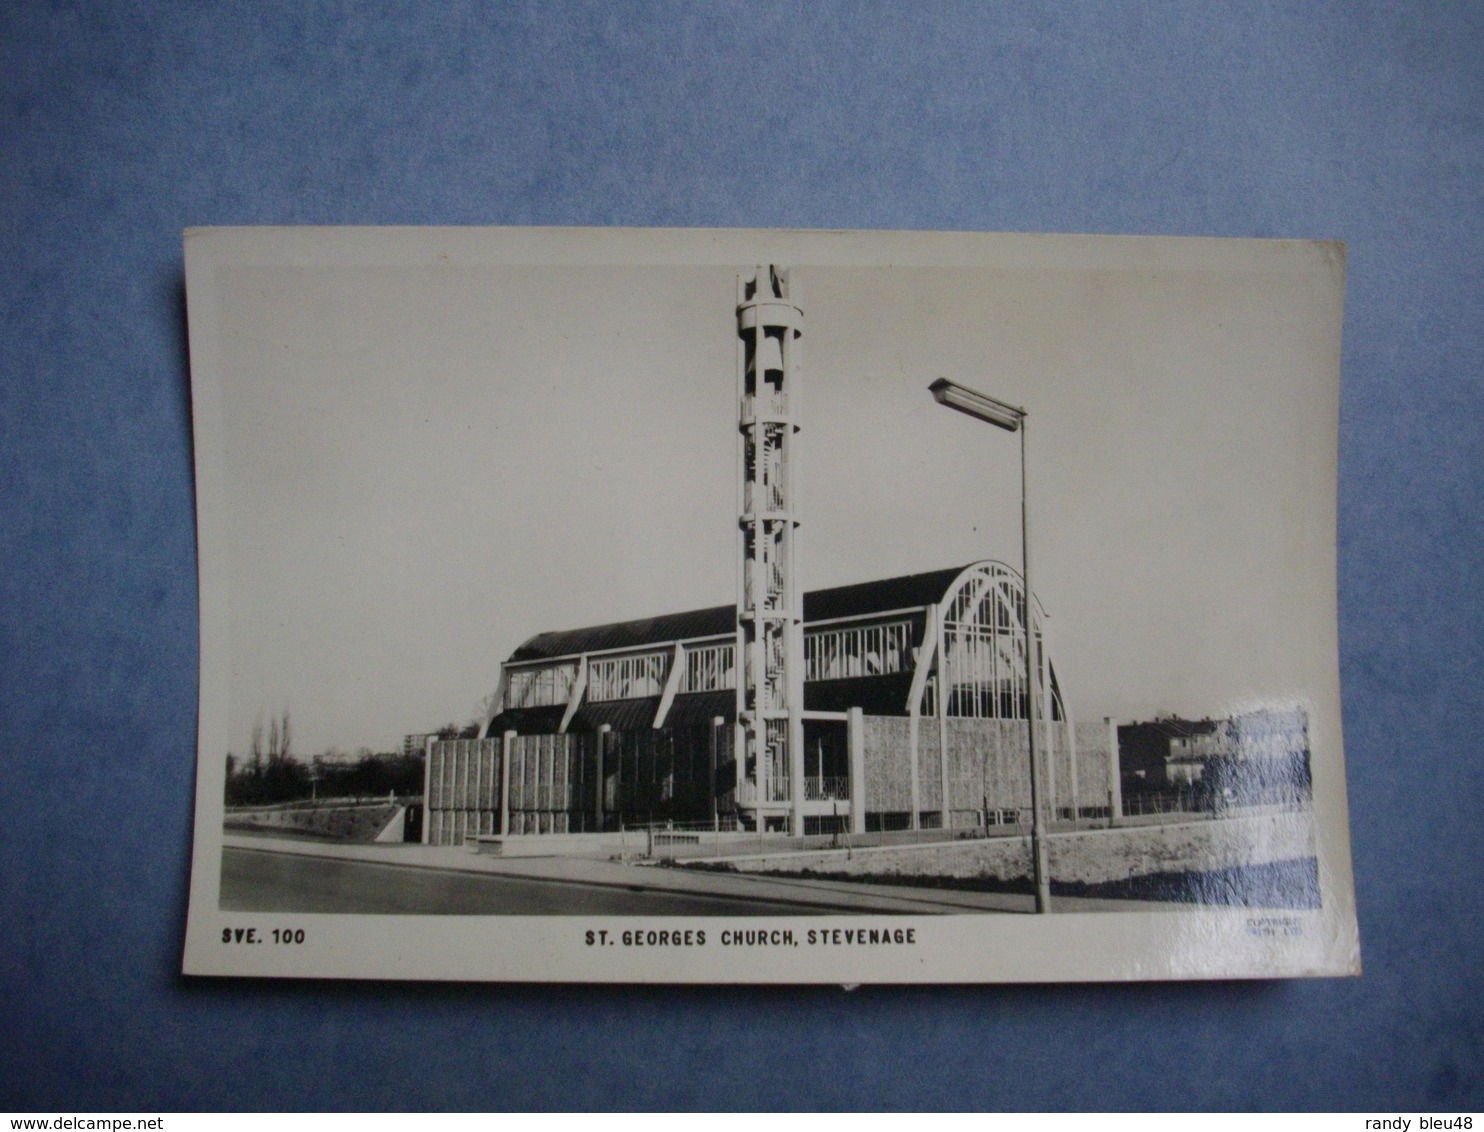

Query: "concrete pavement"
(220, 833), (1176, 915)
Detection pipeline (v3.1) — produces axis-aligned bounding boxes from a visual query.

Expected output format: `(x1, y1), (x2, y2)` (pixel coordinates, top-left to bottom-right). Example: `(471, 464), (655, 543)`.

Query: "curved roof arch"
(932, 560), (1065, 722)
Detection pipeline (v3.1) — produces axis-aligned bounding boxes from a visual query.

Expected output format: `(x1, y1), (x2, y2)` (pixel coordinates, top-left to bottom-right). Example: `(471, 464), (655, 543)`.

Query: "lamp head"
(928, 378), (1024, 431)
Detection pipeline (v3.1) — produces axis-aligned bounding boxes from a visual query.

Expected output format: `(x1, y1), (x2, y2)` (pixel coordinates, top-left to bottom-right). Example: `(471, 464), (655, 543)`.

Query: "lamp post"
(928, 378), (1052, 913)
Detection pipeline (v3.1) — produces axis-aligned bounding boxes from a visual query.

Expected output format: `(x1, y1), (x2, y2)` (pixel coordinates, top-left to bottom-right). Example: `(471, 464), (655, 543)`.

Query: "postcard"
(180, 226), (1358, 981)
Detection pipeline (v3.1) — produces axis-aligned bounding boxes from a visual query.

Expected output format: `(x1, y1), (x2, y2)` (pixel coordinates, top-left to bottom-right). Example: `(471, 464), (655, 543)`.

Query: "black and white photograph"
(181, 226), (1358, 982)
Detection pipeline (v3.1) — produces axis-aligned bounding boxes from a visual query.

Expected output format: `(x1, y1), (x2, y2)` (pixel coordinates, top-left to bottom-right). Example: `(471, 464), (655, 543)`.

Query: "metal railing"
(1119, 785), (1313, 819)
(805, 776), (850, 801)
(732, 775), (850, 803)
(734, 776), (792, 804)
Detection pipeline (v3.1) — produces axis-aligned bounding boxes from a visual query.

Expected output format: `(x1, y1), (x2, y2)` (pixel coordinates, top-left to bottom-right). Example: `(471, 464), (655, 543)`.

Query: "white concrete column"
(595, 724), (611, 833)
(710, 716), (724, 830)
(545, 732), (556, 834)
(421, 735), (435, 845)
(847, 707), (866, 835)
(1106, 717), (1121, 827)
(500, 730), (515, 837)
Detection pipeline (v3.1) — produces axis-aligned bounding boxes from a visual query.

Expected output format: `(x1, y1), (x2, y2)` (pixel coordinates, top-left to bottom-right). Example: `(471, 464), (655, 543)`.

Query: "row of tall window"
(587, 652), (669, 702)
(504, 619), (921, 709)
(684, 643), (734, 693)
(505, 664), (576, 709)
(803, 620), (914, 682)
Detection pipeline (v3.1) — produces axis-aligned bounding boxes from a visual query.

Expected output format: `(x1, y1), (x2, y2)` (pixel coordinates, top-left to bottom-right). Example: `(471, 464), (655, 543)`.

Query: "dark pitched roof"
(507, 564), (973, 663)
(1119, 717), (1220, 739)
(802, 565), (968, 623)
(509, 606), (733, 663)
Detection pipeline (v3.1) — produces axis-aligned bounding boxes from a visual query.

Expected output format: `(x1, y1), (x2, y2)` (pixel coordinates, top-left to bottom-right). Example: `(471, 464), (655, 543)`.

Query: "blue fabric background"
(2, 1), (1480, 1112)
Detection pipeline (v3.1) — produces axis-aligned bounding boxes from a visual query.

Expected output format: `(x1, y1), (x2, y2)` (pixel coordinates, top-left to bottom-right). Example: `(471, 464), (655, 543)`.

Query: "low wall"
(713, 810), (1316, 887)
(374, 807), (407, 842)
(862, 716), (1115, 823)
(464, 829), (806, 858)
(224, 802), (401, 842)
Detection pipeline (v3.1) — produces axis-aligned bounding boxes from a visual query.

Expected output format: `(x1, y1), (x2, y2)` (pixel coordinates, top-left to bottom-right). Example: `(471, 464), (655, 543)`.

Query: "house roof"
(507, 564), (971, 663)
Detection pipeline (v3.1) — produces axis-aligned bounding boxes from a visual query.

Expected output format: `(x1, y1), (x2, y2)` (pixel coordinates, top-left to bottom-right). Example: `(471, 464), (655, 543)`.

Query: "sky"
(189, 228), (1344, 759)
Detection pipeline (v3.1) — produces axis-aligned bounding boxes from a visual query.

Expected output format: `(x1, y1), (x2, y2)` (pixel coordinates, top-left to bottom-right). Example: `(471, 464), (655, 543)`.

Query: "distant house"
(1118, 709), (1310, 805)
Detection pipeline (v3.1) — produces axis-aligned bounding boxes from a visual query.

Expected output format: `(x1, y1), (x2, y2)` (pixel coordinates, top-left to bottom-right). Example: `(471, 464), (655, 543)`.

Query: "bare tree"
(263, 708), (292, 765)
(475, 690), (501, 728)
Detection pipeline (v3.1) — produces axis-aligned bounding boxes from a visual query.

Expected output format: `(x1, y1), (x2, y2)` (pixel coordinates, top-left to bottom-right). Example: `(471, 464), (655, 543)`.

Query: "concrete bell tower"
(735, 266), (805, 835)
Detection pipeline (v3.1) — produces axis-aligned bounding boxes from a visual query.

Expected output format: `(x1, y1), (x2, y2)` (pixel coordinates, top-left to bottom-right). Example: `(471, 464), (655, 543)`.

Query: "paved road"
(219, 836), (1180, 915)
(221, 846), (835, 915)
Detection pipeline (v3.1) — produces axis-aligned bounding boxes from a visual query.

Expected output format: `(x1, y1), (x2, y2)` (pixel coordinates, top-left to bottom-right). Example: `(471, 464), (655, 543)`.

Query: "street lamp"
(928, 378), (1052, 914)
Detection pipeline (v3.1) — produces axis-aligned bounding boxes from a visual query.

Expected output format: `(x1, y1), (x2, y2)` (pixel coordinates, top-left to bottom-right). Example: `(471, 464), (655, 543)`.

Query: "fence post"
(1106, 717), (1121, 828)
(500, 730), (515, 836)
(710, 716), (723, 832)
(595, 725), (610, 834)
(422, 735), (435, 845)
